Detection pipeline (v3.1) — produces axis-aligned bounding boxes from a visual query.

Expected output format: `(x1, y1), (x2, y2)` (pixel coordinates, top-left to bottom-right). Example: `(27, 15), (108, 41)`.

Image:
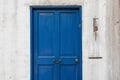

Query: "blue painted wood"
(31, 6), (82, 80)
(30, 7), (33, 80)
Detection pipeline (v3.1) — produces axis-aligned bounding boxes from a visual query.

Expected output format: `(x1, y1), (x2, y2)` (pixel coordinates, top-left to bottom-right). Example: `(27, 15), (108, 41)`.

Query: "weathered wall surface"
(106, 0), (120, 80)
(0, 0), (119, 80)
(83, 0), (107, 80)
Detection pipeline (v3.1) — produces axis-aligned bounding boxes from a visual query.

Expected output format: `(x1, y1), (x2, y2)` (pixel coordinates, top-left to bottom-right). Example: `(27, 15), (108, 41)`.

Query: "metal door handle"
(52, 58), (56, 63)
(75, 58), (79, 63)
(52, 59), (62, 64)
(58, 59), (62, 63)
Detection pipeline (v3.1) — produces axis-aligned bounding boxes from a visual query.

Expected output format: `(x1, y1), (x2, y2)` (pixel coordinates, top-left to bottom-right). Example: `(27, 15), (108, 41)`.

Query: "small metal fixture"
(88, 57), (103, 59)
(75, 58), (79, 63)
(52, 58), (62, 64)
(93, 18), (98, 32)
(93, 18), (99, 40)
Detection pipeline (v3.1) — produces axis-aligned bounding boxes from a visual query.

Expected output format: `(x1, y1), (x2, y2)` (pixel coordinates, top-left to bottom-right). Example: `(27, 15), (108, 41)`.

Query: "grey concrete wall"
(0, 0), (119, 80)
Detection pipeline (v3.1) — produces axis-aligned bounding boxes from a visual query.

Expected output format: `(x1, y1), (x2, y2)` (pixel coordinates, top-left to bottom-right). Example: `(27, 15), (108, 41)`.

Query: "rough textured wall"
(106, 0), (120, 80)
(0, 0), (115, 80)
(83, 0), (107, 80)
(0, 0), (30, 80)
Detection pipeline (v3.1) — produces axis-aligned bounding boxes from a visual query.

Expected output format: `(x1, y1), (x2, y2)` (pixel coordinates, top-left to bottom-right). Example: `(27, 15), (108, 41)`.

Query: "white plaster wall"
(83, 0), (107, 80)
(106, 0), (120, 80)
(0, 0), (119, 80)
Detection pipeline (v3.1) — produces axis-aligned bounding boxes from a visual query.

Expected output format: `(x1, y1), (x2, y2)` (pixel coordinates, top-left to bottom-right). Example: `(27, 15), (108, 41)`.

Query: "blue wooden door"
(32, 7), (82, 80)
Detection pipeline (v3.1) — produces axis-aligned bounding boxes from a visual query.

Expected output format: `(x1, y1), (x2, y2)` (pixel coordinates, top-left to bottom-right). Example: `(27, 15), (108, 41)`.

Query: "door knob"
(75, 58), (79, 63)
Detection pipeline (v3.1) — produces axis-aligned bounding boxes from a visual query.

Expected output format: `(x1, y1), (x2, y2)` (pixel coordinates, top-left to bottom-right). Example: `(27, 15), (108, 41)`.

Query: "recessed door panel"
(38, 12), (55, 56)
(60, 12), (76, 56)
(60, 65), (77, 80)
(38, 65), (53, 80)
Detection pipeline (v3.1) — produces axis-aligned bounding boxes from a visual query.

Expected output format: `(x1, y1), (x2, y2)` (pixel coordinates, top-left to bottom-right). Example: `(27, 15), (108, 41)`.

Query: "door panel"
(60, 65), (76, 80)
(38, 65), (54, 80)
(60, 12), (76, 56)
(59, 11), (80, 59)
(59, 11), (80, 80)
(33, 11), (58, 80)
(32, 8), (82, 80)
(38, 12), (55, 56)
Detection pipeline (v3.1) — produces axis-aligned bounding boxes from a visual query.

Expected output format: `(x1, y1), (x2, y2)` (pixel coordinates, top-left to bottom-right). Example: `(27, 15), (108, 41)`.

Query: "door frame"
(30, 6), (82, 80)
